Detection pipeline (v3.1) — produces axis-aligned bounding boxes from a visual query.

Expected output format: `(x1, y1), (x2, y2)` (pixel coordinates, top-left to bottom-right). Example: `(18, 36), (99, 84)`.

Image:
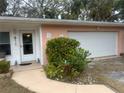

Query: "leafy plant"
(44, 64), (64, 79)
(45, 37), (91, 81)
(46, 37), (80, 66)
(0, 60), (10, 74)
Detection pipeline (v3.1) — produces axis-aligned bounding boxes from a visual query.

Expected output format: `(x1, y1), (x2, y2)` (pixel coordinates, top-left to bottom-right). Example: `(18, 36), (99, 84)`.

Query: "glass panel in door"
(22, 33), (33, 54)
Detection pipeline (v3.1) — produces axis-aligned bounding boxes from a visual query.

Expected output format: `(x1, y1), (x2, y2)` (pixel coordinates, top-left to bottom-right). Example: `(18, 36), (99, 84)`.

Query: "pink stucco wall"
(42, 24), (124, 64)
(118, 31), (124, 54)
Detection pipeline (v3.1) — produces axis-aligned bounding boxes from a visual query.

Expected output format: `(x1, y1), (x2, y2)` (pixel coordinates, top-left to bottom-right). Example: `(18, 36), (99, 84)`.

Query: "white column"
(39, 26), (44, 65)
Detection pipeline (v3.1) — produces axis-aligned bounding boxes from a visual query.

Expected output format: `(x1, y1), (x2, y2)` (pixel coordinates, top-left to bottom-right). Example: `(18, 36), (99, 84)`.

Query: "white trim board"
(39, 26), (43, 65)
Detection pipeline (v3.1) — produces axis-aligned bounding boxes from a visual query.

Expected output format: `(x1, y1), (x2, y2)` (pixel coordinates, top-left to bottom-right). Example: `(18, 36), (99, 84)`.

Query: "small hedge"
(46, 37), (80, 66)
(0, 60), (10, 74)
(45, 37), (91, 81)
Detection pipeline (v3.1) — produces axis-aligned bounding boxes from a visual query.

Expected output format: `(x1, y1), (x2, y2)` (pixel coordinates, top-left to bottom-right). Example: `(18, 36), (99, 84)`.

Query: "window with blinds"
(0, 32), (11, 55)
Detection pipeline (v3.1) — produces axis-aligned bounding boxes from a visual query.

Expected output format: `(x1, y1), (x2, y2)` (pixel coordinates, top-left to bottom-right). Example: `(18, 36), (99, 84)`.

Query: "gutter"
(0, 16), (124, 27)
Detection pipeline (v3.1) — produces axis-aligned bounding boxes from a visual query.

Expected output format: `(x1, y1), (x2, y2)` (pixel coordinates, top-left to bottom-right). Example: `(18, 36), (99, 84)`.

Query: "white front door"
(20, 31), (36, 62)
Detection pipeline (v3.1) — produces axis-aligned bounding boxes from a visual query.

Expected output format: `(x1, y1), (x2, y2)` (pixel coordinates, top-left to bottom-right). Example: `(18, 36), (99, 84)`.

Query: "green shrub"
(45, 37), (90, 81)
(44, 63), (80, 81)
(46, 37), (80, 66)
(0, 60), (10, 74)
(67, 48), (91, 72)
(44, 64), (64, 79)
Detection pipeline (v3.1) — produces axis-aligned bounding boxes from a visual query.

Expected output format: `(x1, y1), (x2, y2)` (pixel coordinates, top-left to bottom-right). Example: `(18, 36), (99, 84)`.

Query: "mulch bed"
(0, 70), (13, 79)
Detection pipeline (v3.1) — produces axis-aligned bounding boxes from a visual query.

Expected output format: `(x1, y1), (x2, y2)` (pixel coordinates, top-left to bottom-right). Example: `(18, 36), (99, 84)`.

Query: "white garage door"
(68, 32), (117, 57)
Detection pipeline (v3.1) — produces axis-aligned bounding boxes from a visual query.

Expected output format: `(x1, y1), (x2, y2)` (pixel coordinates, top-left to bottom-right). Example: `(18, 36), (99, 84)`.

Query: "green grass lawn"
(0, 78), (35, 93)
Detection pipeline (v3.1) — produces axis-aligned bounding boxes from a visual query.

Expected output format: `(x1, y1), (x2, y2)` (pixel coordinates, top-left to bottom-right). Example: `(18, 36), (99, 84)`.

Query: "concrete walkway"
(12, 69), (116, 93)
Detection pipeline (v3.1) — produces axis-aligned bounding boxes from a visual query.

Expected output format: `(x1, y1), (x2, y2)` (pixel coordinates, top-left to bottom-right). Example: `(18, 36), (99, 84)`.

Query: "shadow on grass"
(0, 77), (35, 93)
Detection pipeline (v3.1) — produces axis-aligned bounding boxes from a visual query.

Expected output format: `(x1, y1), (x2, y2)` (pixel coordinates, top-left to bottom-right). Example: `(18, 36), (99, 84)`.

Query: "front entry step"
(20, 60), (35, 66)
(20, 63), (32, 66)
(11, 62), (42, 72)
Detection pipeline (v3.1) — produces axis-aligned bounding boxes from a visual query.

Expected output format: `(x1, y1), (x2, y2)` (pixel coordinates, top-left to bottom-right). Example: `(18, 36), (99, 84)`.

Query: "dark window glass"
(0, 32), (11, 55)
(23, 33), (33, 54)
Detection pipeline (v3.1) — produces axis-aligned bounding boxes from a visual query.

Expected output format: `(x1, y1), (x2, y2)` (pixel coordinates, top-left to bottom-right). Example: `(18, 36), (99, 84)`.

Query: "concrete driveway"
(105, 71), (124, 83)
(12, 69), (116, 93)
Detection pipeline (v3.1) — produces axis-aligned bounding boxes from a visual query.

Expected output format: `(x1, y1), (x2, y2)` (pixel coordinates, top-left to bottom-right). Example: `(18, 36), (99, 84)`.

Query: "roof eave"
(0, 16), (124, 27)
